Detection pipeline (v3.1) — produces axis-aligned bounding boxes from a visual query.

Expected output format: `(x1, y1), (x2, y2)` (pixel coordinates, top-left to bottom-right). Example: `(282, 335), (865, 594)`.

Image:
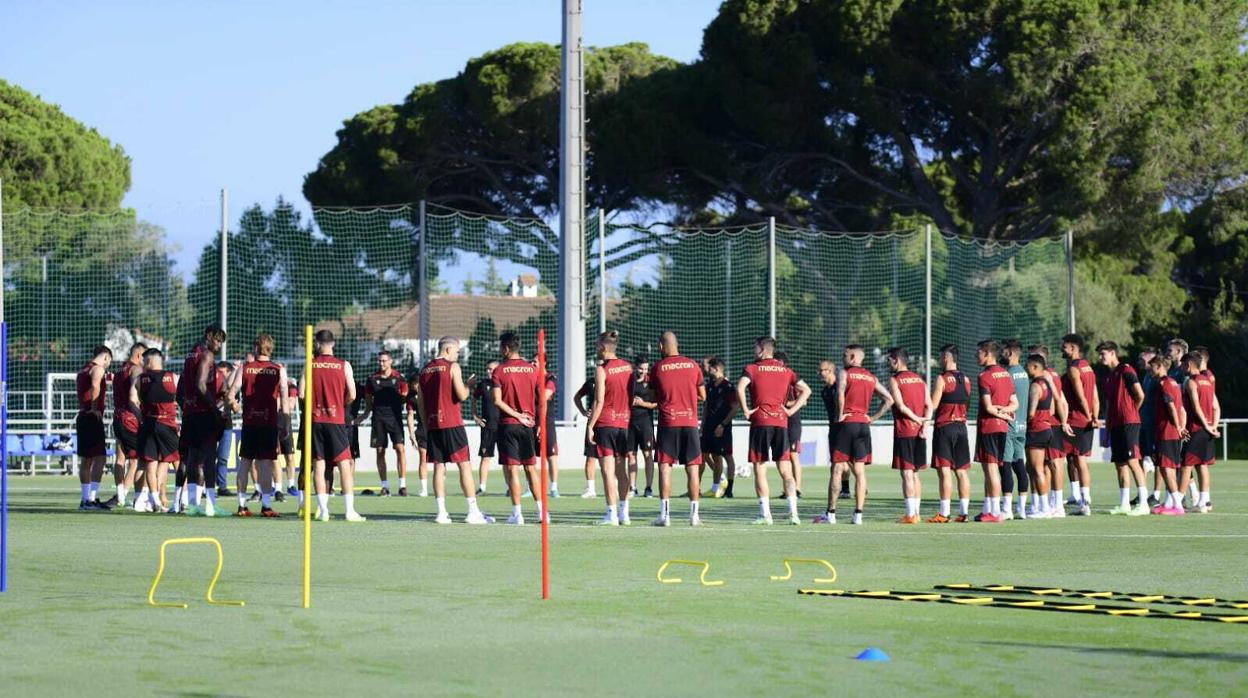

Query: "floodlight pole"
(558, 0), (587, 423)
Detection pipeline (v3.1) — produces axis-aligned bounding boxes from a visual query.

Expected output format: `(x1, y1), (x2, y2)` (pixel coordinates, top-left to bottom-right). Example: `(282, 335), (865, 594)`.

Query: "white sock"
(1038, 495), (1049, 513)
(1200, 491), (1210, 506)
(188, 483), (199, 505)
(467, 497), (481, 515)
(238, 492), (248, 508)
(381, 479), (390, 490)
(1070, 480), (1081, 499)
(88, 482), (100, 501)
(345, 493), (356, 514)
(149, 490), (161, 507)
(536, 500), (544, 520)
(1152, 488), (1162, 502)
(605, 504), (617, 521)
(939, 499), (950, 516)
(1017, 496), (1027, 515)
(620, 500), (630, 519)
(436, 496), (447, 515)
(317, 493), (329, 512)
(1049, 490), (1059, 508)
(205, 489), (217, 505)
(1137, 486), (1148, 504)
(398, 477), (407, 489)
(690, 500), (700, 517)
(586, 482), (596, 494)
(80, 484), (90, 501)
(297, 489), (305, 506)
(759, 497), (772, 519)
(659, 499), (670, 517)
(1188, 481), (1199, 500)
(982, 499), (991, 514)
(958, 498), (970, 516)
(116, 484), (128, 504)
(1081, 486), (1090, 505)
(513, 504), (523, 517)
(1003, 493), (1013, 513)
(1119, 488), (1130, 508)
(261, 492), (272, 507)
(787, 495), (798, 516)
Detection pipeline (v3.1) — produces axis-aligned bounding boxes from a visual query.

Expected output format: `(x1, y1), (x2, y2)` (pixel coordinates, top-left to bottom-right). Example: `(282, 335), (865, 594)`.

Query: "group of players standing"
(71, 324), (1221, 526)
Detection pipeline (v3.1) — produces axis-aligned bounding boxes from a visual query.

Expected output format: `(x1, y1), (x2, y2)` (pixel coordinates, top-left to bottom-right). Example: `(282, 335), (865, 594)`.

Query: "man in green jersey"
(1001, 339), (1031, 519)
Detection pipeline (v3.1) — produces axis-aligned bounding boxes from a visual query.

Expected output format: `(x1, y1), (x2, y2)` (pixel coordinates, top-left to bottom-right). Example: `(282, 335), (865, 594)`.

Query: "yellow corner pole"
(302, 325), (313, 609)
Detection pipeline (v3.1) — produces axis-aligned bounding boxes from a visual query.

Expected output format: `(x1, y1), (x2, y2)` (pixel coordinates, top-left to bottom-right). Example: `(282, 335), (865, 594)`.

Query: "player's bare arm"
(836, 370), (849, 422)
(277, 366), (290, 415)
(890, 377), (924, 423)
(735, 375), (754, 420)
(784, 379), (813, 416)
(1185, 380), (1213, 433)
(450, 363), (471, 403)
(869, 380), (894, 422)
(586, 366), (608, 438)
(1067, 364), (1091, 417)
(195, 348), (215, 399)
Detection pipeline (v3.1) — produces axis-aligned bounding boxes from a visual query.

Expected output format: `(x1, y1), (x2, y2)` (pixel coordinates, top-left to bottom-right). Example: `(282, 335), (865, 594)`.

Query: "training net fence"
(2, 204), (1069, 424)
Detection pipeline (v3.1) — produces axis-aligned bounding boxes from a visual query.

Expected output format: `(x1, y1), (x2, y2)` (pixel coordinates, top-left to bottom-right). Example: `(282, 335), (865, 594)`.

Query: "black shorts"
(427, 426), (470, 464)
(479, 427), (498, 458)
(932, 423), (969, 470)
(892, 435), (927, 470)
(1183, 429), (1216, 467)
(411, 422), (428, 449)
(1156, 438), (1183, 469)
(699, 424), (733, 456)
(583, 432), (597, 459)
(537, 423), (558, 457)
(833, 422), (872, 464)
(1047, 426), (1068, 462)
(1139, 424), (1157, 461)
(76, 413), (107, 458)
(1066, 424), (1094, 458)
(787, 417), (802, 455)
(975, 431), (1006, 465)
(138, 420), (181, 463)
(370, 416), (404, 449)
(1026, 428), (1052, 450)
(1109, 424), (1141, 464)
(311, 422), (353, 464)
(657, 426), (702, 466)
(278, 415), (295, 456)
(239, 425), (279, 460)
(499, 423), (537, 466)
(627, 417), (655, 453)
(181, 411), (220, 450)
(748, 425), (789, 464)
(113, 421), (139, 459)
(595, 426), (630, 460)
(349, 426), (361, 459)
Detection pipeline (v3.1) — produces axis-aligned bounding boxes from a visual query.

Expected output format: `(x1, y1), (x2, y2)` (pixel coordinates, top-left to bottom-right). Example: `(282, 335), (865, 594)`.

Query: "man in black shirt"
(699, 356), (738, 497)
(471, 359), (501, 495)
(818, 359), (850, 499)
(355, 351), (410, 496)
(628, 356), (657, 497)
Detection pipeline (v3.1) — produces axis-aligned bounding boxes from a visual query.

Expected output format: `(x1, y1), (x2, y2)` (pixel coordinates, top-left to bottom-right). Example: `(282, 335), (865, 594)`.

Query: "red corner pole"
(536, 329), (550, 600)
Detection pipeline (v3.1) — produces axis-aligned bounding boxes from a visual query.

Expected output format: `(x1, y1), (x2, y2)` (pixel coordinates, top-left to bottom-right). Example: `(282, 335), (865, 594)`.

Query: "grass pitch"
(2, 463), (1247, 696)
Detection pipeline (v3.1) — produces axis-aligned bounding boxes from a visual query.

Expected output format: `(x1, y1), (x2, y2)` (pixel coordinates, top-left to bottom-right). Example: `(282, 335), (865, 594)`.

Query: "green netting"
(2, 204), (1070, 425)
(1, 209), (185, 391)
(932, 234), (1071, 419)
(775, 227), (927, 421)
(589, 222), (770, 379)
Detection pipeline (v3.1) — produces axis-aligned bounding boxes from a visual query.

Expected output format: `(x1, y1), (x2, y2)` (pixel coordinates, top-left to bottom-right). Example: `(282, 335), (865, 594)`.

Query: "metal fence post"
(768, 217), (777, 338)
(598, 209), (606, 333)
(1066, 229), (1076, 334)
(925, 224), (933, 380)
(418, 200), (429, 363)
(219, 188), (228, 360)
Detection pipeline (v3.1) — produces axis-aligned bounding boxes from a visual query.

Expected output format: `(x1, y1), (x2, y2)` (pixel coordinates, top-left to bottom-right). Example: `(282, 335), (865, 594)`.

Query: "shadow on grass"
(979, 640), (1248, 663)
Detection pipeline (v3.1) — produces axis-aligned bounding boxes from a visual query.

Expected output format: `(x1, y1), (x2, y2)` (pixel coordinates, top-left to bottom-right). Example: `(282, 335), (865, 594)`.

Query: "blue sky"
(2, 0), (721, 277)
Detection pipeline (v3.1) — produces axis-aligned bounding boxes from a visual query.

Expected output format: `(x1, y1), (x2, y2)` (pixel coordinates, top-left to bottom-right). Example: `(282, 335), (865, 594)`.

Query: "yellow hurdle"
(147, 537), (245, 609)
(769, 558), (837, 584)
(656, 560), (724, 587)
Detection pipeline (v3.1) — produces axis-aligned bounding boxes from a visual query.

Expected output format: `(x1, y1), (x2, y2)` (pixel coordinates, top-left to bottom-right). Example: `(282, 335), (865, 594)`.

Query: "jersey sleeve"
(1123, 367), (1140, 387)
(978, 371), (992, 393)
(363, 379), (375, 397)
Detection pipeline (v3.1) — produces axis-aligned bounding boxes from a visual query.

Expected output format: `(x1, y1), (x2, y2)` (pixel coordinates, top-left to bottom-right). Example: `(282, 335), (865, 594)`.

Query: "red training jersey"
(310, 355), (349, 425)
(241, 360), (283, 428)
(596, 358), (635, 429)
(1157, 376), (1185, 441)
(841, 366), (879, 424)
(977, 365), (1015, 435)
(891, 370), (927, 438)
(1063, 358), (1097, 428)
(934, 370), (971, 426)
(1028, 378), (1052, 433)
(77, 361), (106, 413)
(1045, 369), (1065, 428)
(179, 343), (214, 414)
(138, 370), (179, 428)
(1185, 372), (1216, 434)
(112, 364), (141, 431)
(650, 355), (702, 428)
(492, 358), (539, 426)
(418, 358), (465, 429)
(742, 358), (796, 428)
(1101, 363), (1141, 427)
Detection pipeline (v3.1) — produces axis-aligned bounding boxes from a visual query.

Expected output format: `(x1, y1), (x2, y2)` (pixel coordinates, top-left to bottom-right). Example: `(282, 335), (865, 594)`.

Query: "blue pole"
(2, 320), (8, 592)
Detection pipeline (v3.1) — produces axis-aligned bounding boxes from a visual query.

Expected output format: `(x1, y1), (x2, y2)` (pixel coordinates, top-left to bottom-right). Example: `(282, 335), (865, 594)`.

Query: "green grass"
(2, 463), (1248, 697)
